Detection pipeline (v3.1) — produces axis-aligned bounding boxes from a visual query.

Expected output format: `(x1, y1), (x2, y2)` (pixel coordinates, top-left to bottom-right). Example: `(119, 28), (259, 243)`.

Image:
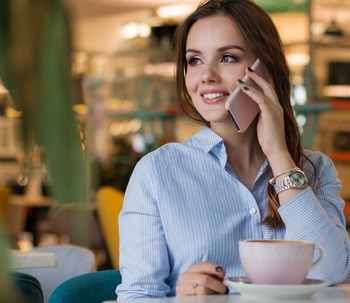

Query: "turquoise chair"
(17, 245), (96, 303)
(48, 270), (121, 303)
(10, 271), (44, 303)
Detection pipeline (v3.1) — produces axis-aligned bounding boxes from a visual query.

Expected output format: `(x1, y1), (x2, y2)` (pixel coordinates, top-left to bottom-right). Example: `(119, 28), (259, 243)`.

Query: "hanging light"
(121, 22), (151, 39)
(156, 4), (197, 19)
(323, 19), (344, 37)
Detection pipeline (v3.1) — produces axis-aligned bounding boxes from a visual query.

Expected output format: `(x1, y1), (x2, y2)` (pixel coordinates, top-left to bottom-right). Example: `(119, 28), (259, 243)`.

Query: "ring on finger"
(192, 283), (198, 295)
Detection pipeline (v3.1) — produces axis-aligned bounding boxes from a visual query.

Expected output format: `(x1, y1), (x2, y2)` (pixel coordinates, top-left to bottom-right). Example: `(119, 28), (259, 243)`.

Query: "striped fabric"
(117, 126), (350, 301)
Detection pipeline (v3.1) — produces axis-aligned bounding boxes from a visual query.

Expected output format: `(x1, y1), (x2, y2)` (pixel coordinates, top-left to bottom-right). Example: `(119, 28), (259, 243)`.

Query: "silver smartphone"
(225, 58), (267, 133)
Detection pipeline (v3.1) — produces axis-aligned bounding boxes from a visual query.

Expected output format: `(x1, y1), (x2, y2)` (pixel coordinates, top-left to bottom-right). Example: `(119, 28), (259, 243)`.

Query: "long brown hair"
(173, 0), (316, 229)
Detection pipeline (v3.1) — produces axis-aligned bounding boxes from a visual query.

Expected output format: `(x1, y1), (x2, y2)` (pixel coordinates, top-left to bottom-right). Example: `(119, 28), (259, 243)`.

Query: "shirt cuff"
(278, 187), (330, 238)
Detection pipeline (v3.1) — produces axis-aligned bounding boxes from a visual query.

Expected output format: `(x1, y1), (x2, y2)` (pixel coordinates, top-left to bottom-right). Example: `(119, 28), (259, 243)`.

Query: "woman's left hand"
(176, 262), (228, 296)
(237, 68), (289, 159)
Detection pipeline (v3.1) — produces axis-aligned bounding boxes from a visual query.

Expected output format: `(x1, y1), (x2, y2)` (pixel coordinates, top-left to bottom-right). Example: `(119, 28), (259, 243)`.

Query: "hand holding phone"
(225, 58), (267, 133)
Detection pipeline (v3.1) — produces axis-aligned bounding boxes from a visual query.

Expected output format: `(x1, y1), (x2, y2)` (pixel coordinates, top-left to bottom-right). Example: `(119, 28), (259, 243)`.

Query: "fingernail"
(216, 266), (223, 272)
(238, 79), (244, 84)
(248, 67), (254, 72)
(243, 86), (249, 91)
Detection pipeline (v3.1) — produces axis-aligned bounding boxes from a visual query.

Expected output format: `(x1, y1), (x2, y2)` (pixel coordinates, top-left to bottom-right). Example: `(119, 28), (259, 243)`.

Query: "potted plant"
(0, 0), (87, 300)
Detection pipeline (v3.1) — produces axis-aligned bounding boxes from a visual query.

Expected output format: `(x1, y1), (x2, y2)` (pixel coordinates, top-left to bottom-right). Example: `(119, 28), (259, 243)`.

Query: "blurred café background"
(1, 0), (350, 271)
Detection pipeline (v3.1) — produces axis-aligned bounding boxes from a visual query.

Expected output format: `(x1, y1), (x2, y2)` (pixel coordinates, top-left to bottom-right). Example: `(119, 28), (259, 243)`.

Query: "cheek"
(224, 67), (240, 81)
(224, 69), (244, 92)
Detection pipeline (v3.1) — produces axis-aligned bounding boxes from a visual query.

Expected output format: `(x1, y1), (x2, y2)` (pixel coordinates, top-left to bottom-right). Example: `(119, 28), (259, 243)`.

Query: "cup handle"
(312, 245), (324, 268)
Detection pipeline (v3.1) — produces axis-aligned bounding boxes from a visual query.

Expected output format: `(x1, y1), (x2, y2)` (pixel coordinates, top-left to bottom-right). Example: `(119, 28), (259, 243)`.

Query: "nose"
(201, 64), (220, 83)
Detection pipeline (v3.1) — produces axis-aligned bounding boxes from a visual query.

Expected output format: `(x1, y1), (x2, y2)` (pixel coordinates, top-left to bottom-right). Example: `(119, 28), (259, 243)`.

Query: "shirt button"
(249, 208), (257, 215)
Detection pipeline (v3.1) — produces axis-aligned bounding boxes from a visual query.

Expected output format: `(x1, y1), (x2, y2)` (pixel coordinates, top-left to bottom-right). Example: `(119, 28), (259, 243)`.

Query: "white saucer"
(226, 276), (329, 301)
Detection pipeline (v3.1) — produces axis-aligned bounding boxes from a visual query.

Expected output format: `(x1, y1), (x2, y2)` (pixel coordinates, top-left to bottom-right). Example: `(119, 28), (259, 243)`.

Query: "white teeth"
(203, 93), (223, 99)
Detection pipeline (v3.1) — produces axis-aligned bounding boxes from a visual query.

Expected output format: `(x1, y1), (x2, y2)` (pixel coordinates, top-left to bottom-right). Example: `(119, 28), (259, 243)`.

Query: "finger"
(177, 278), (228, 296)
(236, 83), (284, 137)
(236, 81), (282, 119)
(176, 281), (210, 296)
(177, 264), (228, 296)
(235, 83), (266, 108)
(194, 276), (228, 295)
(245, 68), (278, 104)
(192, 284), (218, 296)
(186, 262), (226, 280)
(189, 272), (228, 294)
(246, 66), (270, 90)
(176, 284), (198, 296)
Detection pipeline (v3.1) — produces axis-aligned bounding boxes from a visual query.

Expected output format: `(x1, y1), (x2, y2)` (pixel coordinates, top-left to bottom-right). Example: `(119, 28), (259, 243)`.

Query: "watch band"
(269, 167), (308, 195)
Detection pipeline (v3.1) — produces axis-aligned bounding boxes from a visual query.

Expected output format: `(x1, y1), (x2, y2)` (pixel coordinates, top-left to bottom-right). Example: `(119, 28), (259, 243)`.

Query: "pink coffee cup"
(239, 239), (323, 285)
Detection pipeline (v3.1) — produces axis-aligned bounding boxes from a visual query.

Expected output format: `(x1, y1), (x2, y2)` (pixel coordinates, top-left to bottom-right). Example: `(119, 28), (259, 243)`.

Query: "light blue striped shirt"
(117, 126), (350, 301)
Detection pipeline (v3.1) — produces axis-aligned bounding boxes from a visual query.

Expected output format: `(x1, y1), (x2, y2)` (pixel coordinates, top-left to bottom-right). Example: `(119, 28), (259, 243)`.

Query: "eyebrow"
(186, 45), (246, 54)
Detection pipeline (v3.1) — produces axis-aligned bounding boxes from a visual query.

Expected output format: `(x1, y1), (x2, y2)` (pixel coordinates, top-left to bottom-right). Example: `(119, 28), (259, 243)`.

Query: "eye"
(187, 57), (203, 66)
(221, 54), (236, 63)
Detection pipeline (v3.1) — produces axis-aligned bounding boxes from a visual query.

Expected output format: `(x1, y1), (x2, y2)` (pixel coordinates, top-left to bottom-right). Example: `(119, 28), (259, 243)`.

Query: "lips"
(201, 92), (228, 104)
(203, 92), (224, 99)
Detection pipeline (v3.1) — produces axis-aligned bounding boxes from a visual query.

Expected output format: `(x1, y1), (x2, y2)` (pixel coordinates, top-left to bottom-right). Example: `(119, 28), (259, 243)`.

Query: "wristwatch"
(270, 167), (308, 195)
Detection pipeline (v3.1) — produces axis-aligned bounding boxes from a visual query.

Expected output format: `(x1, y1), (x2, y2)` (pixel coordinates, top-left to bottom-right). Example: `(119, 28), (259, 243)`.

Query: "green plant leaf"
(0, 0), (87, 203)
(37, 0), (86, 203)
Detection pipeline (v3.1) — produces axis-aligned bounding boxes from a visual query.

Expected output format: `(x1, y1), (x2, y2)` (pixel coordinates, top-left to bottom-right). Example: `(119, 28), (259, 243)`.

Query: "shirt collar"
(190, 126), (271, 175)
(191, 126), (224, 153)
(190, 127), (227, 167)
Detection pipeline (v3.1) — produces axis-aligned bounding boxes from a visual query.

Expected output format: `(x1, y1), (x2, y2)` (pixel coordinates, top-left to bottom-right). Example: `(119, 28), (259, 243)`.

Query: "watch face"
(291, 171), (306, 186)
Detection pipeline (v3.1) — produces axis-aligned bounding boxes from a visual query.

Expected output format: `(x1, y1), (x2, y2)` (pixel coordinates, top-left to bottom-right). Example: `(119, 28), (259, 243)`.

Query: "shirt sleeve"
(116, 154), (171, 301)
(278, 152), (350, 284)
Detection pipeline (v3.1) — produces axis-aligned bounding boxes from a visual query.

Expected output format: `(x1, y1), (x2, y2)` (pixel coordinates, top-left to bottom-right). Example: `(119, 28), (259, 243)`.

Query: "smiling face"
(185, 15), (256, 128)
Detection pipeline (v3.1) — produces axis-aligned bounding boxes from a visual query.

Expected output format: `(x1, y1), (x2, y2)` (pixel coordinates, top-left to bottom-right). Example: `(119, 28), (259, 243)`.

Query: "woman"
(116, 0), (350, 300)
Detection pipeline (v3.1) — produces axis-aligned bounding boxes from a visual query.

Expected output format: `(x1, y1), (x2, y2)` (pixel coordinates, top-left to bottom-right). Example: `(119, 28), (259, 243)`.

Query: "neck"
(211, 122), (266, 188)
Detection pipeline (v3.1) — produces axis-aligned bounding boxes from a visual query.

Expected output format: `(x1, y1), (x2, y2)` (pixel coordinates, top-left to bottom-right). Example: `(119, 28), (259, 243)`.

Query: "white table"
(10, 249), (57, 269)
(104, 284), (350, 303)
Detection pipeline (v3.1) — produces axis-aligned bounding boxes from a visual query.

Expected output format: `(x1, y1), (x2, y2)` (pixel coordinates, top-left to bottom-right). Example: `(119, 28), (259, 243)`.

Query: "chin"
(201, 112), (229, 122)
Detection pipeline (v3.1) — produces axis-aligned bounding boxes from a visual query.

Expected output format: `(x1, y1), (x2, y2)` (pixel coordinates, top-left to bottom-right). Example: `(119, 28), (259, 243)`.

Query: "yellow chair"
(96, 186), (124, 269)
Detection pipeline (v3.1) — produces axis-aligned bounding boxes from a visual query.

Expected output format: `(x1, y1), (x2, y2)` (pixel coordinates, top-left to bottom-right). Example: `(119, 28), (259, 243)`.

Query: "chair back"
(10, 271), (44, 303)
(48, 270), (121, 303)
(96, 186), (124, 269)
(17, 244), (96, 303)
